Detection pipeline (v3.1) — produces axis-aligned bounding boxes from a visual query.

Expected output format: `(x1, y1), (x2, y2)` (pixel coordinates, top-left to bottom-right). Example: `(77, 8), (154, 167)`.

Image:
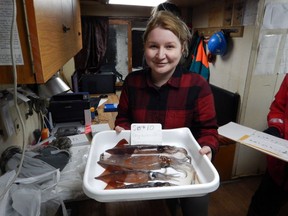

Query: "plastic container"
(83, 127), (219, 202)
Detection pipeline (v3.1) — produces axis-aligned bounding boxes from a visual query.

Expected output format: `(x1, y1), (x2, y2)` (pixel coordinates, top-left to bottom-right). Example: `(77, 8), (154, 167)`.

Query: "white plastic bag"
(56, 145), (90, 201)
(0, 169), (68, 216)
(0, 171), (18, 216)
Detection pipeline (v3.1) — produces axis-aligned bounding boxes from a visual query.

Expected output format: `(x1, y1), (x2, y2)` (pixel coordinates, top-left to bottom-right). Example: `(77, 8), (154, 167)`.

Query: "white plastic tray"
(83, 127), (219, 202)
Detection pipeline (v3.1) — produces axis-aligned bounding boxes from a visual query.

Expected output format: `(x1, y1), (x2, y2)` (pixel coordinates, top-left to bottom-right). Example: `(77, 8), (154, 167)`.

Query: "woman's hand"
(199, 146), (212, 161)
(115, 126), (125, 133)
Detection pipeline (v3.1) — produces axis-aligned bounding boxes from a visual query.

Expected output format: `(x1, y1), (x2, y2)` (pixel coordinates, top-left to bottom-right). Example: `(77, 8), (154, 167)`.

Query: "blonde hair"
(143, 11), (191, 57)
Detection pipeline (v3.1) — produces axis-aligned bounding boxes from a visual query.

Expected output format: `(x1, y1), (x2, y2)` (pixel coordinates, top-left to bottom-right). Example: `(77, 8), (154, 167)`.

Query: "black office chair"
(210, 84), (240, 126)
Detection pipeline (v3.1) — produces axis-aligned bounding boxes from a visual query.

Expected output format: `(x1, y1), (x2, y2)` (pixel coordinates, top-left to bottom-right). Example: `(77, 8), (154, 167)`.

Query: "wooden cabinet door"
(0, 0), (82, 84)
(27, 0), (82, 83)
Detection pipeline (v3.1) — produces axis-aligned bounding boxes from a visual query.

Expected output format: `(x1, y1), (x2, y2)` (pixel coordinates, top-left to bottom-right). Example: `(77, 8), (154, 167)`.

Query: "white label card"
(0, 0), (24, 65)
(131, 123), (162, 145)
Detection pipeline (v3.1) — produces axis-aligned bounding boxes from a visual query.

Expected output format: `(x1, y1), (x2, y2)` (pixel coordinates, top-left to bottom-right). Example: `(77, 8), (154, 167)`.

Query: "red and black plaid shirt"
(115, 65), (219, 153)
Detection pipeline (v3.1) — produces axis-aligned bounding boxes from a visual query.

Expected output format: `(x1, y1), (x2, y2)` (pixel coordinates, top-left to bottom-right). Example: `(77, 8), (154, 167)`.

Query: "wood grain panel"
(0, 0), (82, 84)
(0, 0), (35, 84)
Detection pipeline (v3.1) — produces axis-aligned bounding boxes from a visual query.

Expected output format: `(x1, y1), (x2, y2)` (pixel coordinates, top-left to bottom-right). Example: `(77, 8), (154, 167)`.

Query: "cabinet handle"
(62, 25), (71, 33)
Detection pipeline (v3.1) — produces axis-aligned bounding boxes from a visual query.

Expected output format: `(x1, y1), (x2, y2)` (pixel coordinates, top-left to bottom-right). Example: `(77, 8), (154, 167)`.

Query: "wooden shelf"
(194, 26), (244, 38)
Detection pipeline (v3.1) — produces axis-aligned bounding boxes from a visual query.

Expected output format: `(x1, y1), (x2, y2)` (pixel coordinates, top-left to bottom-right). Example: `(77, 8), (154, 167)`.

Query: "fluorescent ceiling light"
(109, 0), (165, 7)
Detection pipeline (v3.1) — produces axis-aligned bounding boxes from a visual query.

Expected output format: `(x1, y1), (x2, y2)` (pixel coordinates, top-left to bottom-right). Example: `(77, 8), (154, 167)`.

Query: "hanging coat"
(188, 33), (210, 81)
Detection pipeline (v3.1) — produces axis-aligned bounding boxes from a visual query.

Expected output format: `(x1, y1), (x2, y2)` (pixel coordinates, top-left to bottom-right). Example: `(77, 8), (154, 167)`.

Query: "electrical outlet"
(14, 118), (21, 134)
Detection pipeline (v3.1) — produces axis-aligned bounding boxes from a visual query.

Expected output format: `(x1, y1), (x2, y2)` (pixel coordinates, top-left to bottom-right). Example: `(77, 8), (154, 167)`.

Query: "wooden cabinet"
(0, 0), (82, 84)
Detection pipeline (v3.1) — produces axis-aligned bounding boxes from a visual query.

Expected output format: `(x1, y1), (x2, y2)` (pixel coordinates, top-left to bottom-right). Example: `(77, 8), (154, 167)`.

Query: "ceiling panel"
(169, 0), (209, 7)
(79, 0), (210, 7)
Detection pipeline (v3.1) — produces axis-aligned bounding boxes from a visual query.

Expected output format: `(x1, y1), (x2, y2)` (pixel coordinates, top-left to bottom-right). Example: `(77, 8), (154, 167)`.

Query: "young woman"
(115, 11), (219, 216)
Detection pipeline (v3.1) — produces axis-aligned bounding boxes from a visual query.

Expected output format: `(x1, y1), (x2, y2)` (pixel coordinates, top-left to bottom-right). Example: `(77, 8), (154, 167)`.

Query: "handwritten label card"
(219, 122), (288, 162)
(241, 131), (288, 161)
(131, 123), (162, 145)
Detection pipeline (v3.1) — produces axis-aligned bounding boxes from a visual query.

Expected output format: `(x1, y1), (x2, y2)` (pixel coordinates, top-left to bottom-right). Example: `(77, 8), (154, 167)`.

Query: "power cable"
(0, 0), (27, 200)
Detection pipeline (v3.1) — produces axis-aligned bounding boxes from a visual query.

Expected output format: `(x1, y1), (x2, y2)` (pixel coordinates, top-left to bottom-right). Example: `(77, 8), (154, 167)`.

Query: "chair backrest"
(210, 84), (240, 126)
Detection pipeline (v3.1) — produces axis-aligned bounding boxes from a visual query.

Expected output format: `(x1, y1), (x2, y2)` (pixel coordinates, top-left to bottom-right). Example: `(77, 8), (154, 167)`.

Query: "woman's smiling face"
(144, 27), (183, 76)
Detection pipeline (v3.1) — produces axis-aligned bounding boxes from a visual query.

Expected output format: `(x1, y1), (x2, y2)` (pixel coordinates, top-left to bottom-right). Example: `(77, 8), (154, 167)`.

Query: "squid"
(98, 153), (189, 170)
(105, 138), (191, 160)
(106, 144), (190, 160)
(105, 181), (174, 190)
(95, 169), (179, 184)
